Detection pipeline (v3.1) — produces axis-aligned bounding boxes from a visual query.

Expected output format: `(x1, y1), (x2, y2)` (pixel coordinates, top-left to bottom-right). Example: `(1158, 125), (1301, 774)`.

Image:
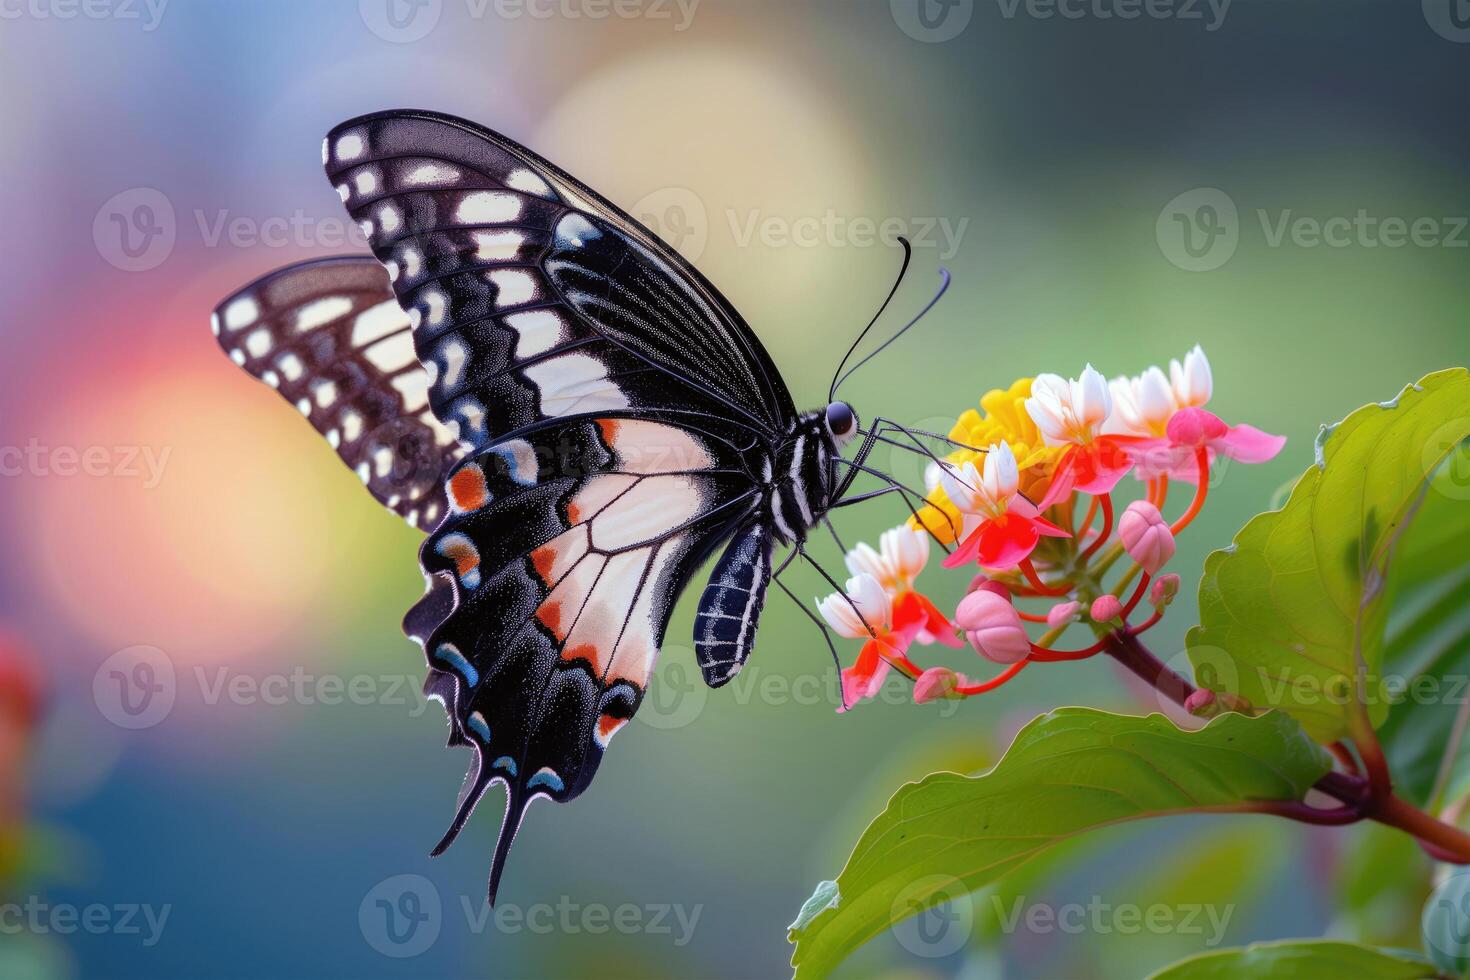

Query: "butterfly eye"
(825, 401), (856, 439)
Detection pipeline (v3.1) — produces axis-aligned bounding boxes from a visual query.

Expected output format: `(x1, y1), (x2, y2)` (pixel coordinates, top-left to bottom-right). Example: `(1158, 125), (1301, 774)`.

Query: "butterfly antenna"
(828, 237), (914, 403)
(833, 267), (951, 397)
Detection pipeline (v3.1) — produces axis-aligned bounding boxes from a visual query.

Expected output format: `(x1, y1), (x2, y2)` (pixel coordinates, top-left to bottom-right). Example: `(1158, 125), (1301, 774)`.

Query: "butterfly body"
(220, 109), (880, 903)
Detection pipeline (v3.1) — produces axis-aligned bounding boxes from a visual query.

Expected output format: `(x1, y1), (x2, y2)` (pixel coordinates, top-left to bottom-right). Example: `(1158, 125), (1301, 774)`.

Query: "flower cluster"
(816, 346), (1285, 709)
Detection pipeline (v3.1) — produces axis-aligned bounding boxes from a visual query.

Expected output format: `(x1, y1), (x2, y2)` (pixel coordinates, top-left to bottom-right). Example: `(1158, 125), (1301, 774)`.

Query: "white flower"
(939, 442), (1019, 523)
(843, 525), (931, 594)
(1025, 364), (1112, 446)
(1169, 344), (1212, 409)
(879, 525), (929, 585)
(816, 574), (891, 639)
(1106, 365), (1176, 437)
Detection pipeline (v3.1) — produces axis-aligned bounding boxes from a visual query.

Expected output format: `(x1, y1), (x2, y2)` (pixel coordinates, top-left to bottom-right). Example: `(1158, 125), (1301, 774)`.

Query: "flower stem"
(1019, 558), (1072, 596)
(1103, 630), (1470, 862)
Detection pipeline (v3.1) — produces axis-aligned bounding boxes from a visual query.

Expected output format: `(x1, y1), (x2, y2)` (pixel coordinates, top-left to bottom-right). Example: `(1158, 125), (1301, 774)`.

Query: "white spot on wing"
(404, 162), (460, 186)
(392, 371), (430, 413)
(523, 354), (629, 417)
(490, 269), (537, 308)
(456, 191), (520, 224)
(474, 230), (524, 262)
(351, 301), (409, 346)
(335, 133), (364, 161)
(276, 352), (304, 382)
(365, 331), (418, 373)
(440, 338), (468, 389)
(506, 168), (554, 198)
(223, 297), (259, 331)
(505, 309), (566, 358)
(354, 171), (378, 195)
(245, 328), (273, 358)
(492, 439), (538, 486)
(296, 296), (353, 332)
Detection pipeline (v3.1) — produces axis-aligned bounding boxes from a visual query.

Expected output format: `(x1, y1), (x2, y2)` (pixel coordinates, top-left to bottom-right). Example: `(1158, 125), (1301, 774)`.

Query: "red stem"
(1029, 640), (1107, 662)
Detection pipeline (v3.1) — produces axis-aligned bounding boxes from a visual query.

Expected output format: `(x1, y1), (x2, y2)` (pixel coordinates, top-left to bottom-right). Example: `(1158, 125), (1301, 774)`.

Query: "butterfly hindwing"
(213, 257), (465, 530)
(408, 415), (760, 899)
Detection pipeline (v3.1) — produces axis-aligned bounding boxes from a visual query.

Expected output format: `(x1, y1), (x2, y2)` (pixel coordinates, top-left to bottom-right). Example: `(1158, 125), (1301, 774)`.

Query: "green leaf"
(1376, 486), (1470, 809)
(1188, 368), (1470, 743)
(787, 708), (1331, 979)
(1146, 940), (1441, 979)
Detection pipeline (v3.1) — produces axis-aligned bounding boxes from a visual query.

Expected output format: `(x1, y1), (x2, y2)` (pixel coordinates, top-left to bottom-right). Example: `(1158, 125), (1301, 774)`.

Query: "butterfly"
(215, 109), (950, 903)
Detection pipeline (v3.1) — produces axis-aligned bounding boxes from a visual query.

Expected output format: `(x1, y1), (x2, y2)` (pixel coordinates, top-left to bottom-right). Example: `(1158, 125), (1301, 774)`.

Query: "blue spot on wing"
(527, 767), (564, 793)
(433, 644), (479, 687)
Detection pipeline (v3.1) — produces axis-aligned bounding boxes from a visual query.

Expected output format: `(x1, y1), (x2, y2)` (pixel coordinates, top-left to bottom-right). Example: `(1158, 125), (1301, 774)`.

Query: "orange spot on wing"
(597, 714), (625, 740)
(536, 602), (564, 640)
(448, 465), (489, 512)
(531, 544), (557, 583)
(566, 501), (582, 525)
(563, 643), (601, 670)
(596, 418), (620, 446)
(439, 537), (480, 577)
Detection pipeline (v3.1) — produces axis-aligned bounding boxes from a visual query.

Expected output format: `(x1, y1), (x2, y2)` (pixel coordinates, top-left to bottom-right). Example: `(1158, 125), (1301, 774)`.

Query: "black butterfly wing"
(213, 256), (466, 529)
(322, 110), (797, 901)
(321, 109), (797, 445)
(410, 416), (760, 901)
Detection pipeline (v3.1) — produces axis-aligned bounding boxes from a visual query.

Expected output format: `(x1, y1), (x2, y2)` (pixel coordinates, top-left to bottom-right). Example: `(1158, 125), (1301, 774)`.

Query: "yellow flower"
(911, 378), (1067, 544)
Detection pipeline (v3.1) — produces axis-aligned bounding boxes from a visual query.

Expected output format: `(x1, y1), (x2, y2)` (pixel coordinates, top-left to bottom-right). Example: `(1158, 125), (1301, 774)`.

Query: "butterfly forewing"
(213, 256), (466, 529)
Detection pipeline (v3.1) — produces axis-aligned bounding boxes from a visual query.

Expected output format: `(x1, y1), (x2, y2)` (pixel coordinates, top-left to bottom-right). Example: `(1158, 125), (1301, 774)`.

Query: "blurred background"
(0, 0), (1465, 976)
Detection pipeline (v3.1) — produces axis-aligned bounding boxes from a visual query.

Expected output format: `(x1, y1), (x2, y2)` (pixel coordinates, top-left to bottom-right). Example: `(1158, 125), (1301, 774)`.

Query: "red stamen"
(1122, 572), (1152, 620)
(1079, 493), (1113, 563)
(1076, 494), (1100, 541)
(1019, 558), (1072, 596)
(1028, 639), (1107, 662)
(1017, 609), (1051, 623)
(1169, 448), (1210, 535)
(957, 660), (1028, 694)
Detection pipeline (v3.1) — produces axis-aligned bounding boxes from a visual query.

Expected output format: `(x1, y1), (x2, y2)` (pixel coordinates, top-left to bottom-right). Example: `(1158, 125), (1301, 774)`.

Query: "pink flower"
(817, 574), (920, 711)
(1118, 501), (1176, 574)
(939, 443), (1069, 571)
(913, 667), (970, 704)
(1107, 347), (1285, 482)
(956, 589), (1031, 664)
(1090, 594), (1123, 623)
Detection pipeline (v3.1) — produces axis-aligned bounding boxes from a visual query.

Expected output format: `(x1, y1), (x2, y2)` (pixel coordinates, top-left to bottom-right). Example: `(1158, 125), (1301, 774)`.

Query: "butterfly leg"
(769, 553), (853, 710)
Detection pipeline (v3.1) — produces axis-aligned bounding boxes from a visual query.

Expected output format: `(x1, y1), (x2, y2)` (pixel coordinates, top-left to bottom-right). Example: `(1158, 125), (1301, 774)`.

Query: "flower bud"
(956, 590), (1031, 664)
(1184, 689), (1217, 716)
(968, 574), (1010, 599)
(1089, 594), (1123, 623)
(1118, 500), (1176, 575)
(1150, 573), (1182, 608)
(1046, 601), (1082, 629)
(913, 667), (966, 704)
